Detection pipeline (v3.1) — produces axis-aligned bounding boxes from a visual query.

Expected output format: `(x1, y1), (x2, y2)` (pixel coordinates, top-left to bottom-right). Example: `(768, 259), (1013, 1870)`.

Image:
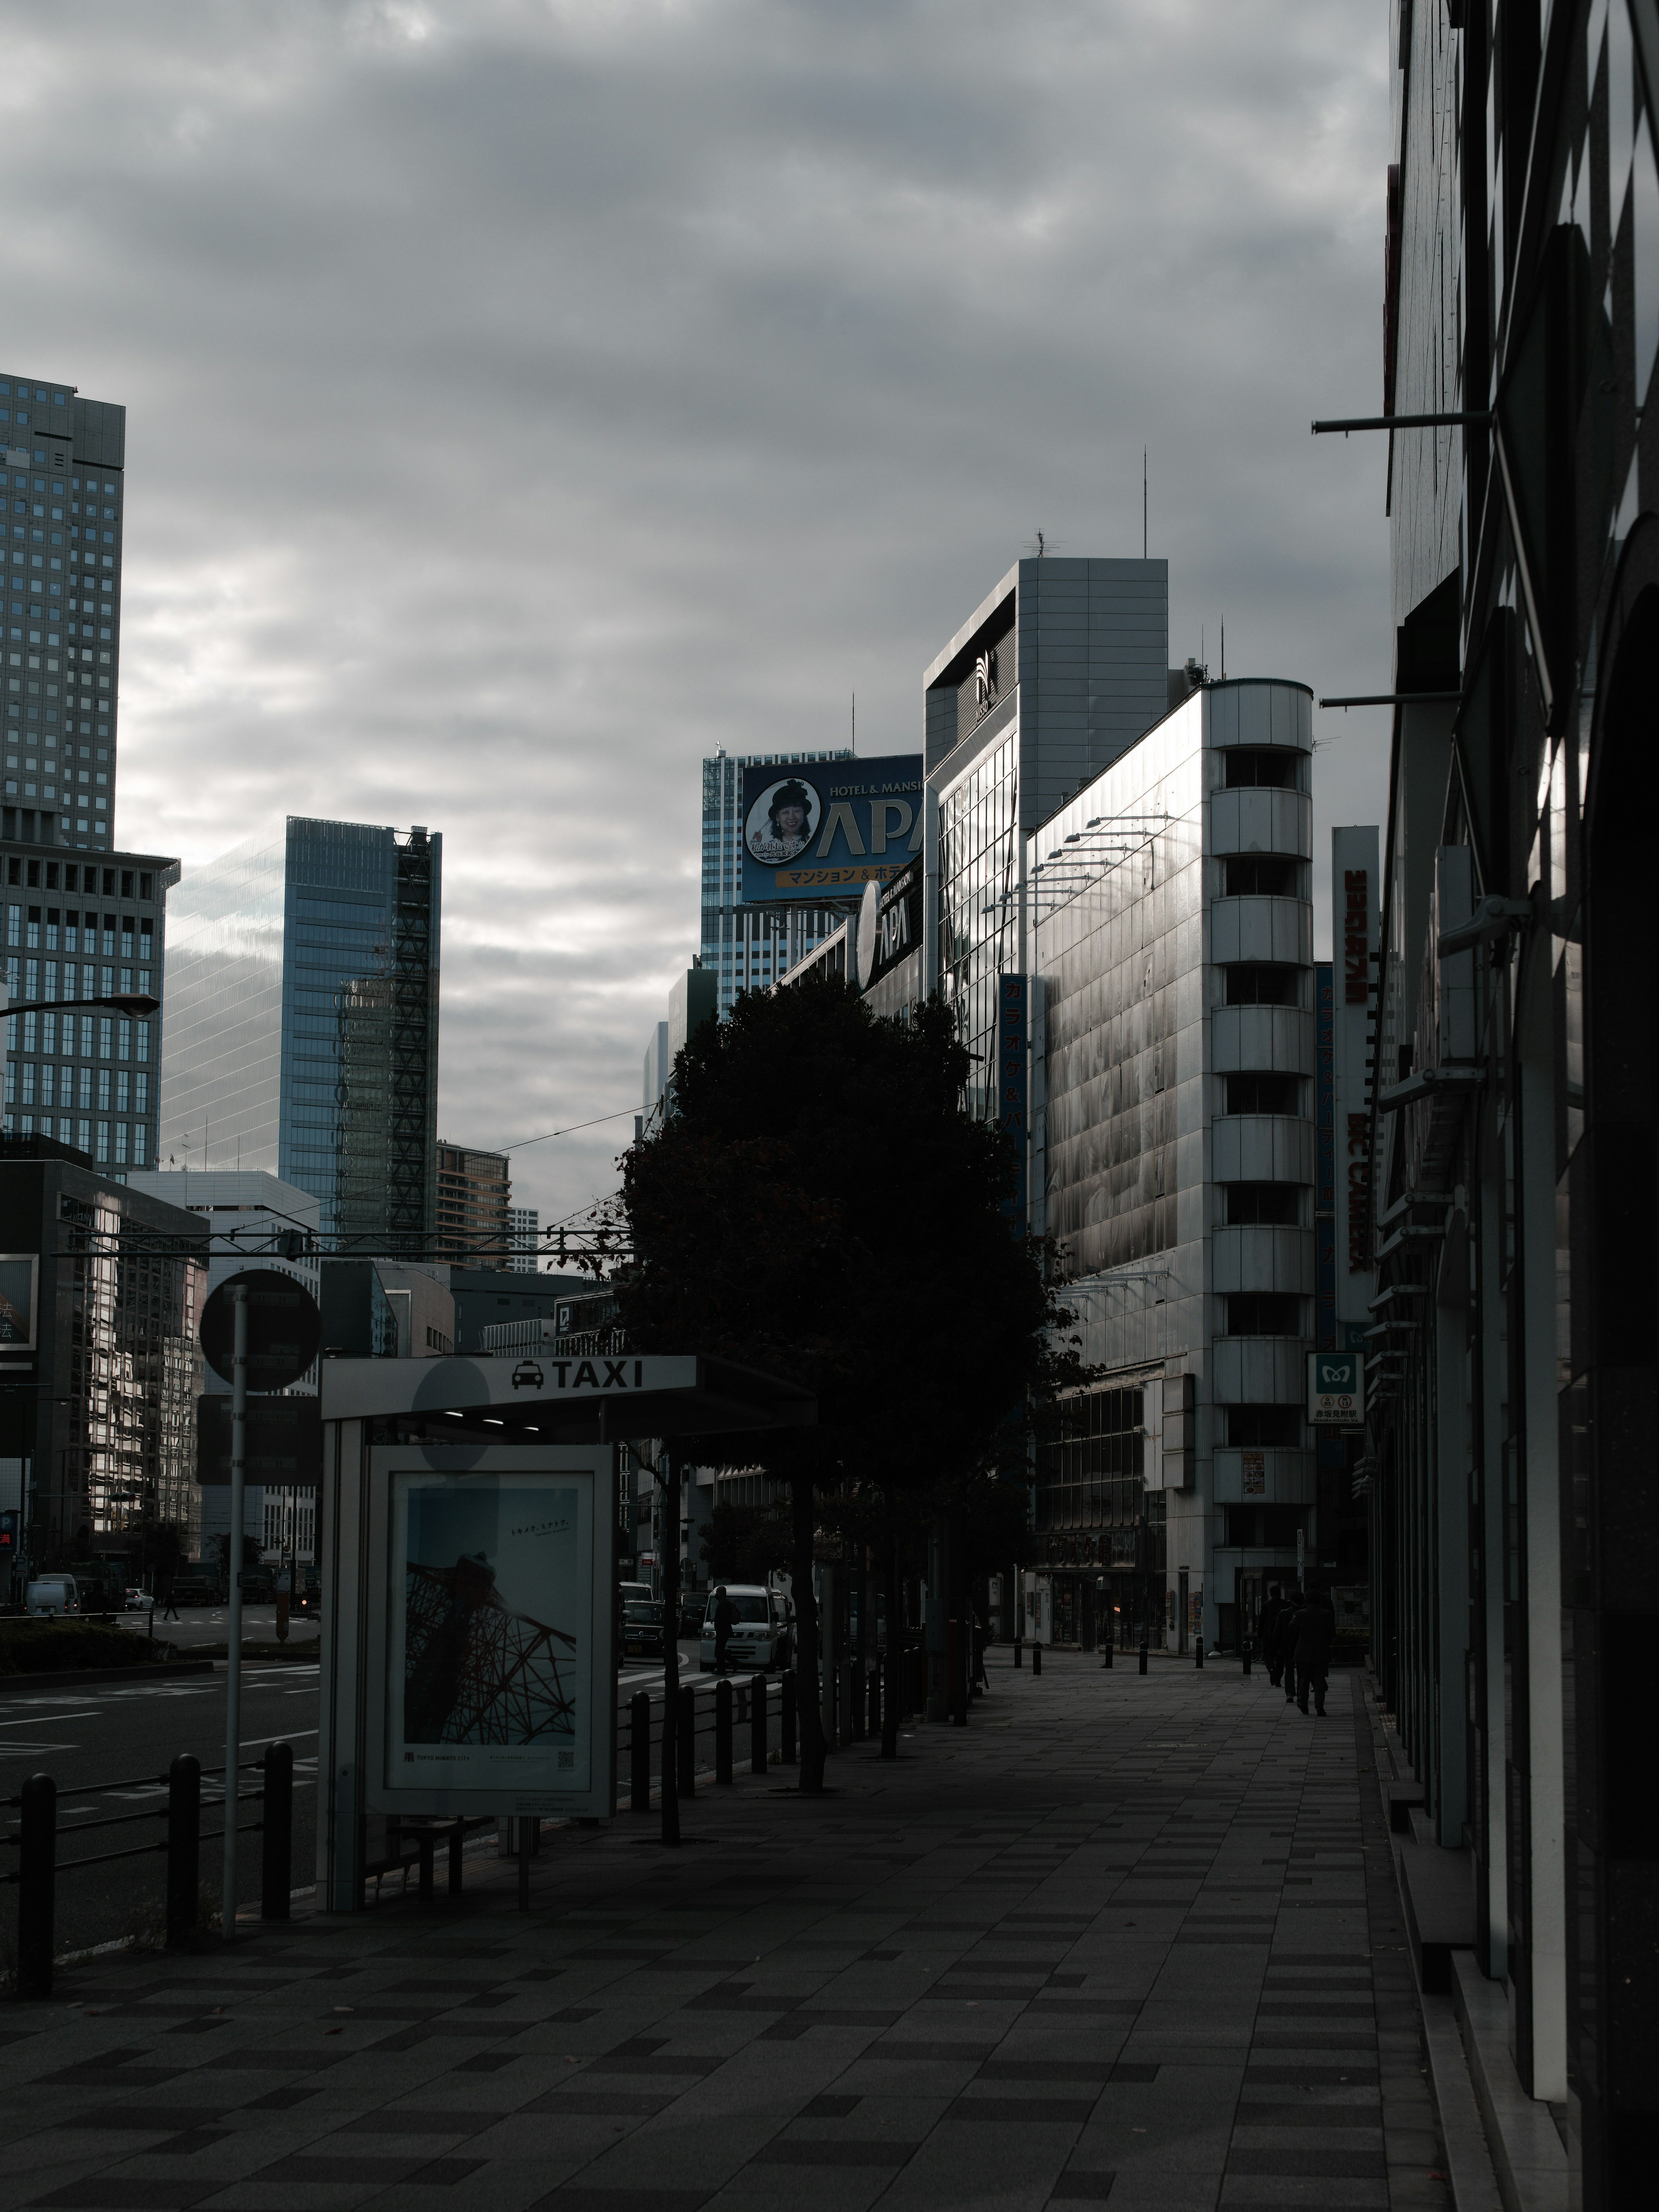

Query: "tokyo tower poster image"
(386, 1471), (593, 1795)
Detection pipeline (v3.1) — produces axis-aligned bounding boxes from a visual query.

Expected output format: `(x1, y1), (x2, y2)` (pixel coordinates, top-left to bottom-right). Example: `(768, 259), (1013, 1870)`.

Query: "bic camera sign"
(1307, 1350), (1364, 1428)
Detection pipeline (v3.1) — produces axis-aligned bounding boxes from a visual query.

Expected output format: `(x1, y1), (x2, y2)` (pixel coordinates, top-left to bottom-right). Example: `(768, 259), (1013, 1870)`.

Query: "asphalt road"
(2, 1629), (749, 1966)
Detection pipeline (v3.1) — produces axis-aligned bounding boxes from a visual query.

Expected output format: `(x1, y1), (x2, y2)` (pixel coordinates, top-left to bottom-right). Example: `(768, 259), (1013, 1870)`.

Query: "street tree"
(617, 975), (1087, 1792)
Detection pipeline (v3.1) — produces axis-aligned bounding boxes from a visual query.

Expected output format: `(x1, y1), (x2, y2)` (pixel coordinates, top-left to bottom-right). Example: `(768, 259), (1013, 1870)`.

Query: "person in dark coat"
(1257, 1586), (1289, 1687)
(1291, 1591), (1336, 1715)
(712, 1584), (738, 1675)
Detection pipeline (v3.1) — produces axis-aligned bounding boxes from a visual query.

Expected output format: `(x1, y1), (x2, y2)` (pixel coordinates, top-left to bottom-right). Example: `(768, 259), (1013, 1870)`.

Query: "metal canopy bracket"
(1377, 1064), (1484, 1113)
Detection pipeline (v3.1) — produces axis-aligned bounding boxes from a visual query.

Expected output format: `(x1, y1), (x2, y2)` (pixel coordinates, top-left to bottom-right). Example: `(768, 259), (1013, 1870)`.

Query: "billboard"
(376, 1454), (607, 1815)
(741, 753), (923, 905)
(0, 1254), (38, 1354)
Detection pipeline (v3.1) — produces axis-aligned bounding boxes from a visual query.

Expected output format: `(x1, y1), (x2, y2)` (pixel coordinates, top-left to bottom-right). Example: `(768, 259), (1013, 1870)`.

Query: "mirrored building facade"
(159, 817), (440, 1247)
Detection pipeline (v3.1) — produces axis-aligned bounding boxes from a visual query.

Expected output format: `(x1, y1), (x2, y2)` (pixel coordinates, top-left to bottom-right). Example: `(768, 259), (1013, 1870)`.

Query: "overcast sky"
(2, 0), (1394, 1233)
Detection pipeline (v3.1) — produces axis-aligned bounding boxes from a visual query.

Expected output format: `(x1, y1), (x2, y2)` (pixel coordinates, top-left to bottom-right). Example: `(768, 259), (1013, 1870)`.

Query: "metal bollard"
(166, 1753), (201, 1950)
(868, 1665), (880, 1736)
(448, 1819), (464, 1894)
(752, 1676), (768, 1775)
(630, 1690), (652, 1813)
(1196, 1636), (1205, 1670)
(677, 1686), (696, 1798)
(781, 1669), (797, 1763)
(1013, 1638), (1023, 1669)
(16, 1772), (56, 1999)
(1138, 1640), (1148, 1675)
(1032, 1640), (1042, 1676)
(1242, 1639), (1252, 1677)
(1102, 1637), (1114, 1669)
(261, 1742), (292, 1921)
(715, 1678), (734, 1784)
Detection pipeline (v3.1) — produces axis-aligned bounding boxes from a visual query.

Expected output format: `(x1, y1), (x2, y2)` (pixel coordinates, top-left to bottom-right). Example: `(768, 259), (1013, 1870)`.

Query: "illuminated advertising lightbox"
(367, 1448), (613, 1818)
(741, 754), (923, 906)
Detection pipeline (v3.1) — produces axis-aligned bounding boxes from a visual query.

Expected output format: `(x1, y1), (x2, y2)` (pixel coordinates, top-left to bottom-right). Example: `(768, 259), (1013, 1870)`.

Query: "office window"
(78, 1068), (91, 1110)
(77, 1116), (89, 1153)
(1223, 1182), (1300, 1226)
(134, 1070), (147, 1114)
(115, 1069), (128, 1113)
(1225, 1293), (1301, 1336)
(117, 1018), (130, 1060)
(1225, 1405), (1303, 1447)
(1224, 749), (1298, 789)
(132, 1122), (146, 1165)
(136, 1020), (149, 1062)
(95, 1119), (108, 1163)
(1224, 964), (1300, 1006)
(19, 1063), (31, 1105)
(98, 1015), (111, 1058)
(1223, 855), (1298, 898)
(40, 1065), (53, 1109)
(1225, 1072), (1299, 1116)
(114, 1122), (127, 1165)
(97, 1069), (110, 1112)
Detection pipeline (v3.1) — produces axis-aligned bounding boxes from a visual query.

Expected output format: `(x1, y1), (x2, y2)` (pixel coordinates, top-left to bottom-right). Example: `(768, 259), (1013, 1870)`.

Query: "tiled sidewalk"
(0, 1655), (1451, 2212)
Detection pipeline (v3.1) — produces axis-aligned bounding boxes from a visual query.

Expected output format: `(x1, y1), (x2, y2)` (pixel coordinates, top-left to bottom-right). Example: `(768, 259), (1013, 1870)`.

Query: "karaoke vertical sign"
(1332, 827), (1379, 1336)
(996, 973), (1029, 1233)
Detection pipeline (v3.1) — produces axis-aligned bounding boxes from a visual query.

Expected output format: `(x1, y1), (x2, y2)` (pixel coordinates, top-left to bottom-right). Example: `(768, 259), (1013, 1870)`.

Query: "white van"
(699, 1583), (792, 1673)
(25, 1574), (79, 1617)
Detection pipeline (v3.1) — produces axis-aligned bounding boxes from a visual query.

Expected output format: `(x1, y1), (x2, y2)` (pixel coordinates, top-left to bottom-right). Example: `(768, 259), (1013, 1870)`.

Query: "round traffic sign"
(200, 1269), (322, 1392)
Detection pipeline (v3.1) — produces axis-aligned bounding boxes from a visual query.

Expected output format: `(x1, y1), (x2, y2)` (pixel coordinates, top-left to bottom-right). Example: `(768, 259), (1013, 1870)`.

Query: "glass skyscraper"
(159, 817), (441, 1244)
(700, 748), (851, 1015)
(0, 371), (126, 855)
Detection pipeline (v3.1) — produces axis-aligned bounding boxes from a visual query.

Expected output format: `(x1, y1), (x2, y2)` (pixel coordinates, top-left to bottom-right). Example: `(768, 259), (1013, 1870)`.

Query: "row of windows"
(5, 860), (151, 896)
(9, 1064), (149, 1112)
(10, 907), (151, 951)
(1, 1005), (149, 1059)
(6, 509), (118, 533)
(2, 1114), (148, 1166)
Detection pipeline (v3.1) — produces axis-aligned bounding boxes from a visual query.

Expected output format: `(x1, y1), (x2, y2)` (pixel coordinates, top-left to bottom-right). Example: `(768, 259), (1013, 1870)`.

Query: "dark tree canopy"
(617, 976), (1084, 1486)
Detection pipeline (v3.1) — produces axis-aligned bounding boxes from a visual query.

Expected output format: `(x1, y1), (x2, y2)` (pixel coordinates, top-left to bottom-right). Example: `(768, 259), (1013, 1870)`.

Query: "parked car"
(124, 1587), (155, 1611)
(25, 1574), (79, 1617)
(699, 1584), (792, 1673)
(617, 1580), (652, 1609)
(677, 1595), (705, 1640)
(620, 1599), (666, 1663)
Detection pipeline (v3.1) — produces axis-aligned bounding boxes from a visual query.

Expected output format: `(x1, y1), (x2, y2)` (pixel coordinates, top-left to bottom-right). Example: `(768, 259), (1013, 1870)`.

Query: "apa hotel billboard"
(741, 754), (922, 905)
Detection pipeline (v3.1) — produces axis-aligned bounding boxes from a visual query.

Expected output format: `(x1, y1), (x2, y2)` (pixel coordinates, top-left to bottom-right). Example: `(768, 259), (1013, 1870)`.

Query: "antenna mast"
(1143, 448), (1147, 559)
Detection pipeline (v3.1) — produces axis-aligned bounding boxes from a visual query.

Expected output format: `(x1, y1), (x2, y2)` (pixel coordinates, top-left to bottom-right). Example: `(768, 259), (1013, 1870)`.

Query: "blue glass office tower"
(159, 818), (440, 1244)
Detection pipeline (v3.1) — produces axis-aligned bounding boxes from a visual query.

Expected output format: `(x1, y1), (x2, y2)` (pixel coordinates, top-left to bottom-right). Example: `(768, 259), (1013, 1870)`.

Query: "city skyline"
(0, 1), (1393, 1236)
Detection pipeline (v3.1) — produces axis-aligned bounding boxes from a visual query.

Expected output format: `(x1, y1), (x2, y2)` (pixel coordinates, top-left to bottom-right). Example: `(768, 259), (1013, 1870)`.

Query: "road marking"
(0, 1710), (98, 1727)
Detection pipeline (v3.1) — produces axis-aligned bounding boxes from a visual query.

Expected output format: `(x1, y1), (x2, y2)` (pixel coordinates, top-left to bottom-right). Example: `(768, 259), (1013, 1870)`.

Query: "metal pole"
(16, 1772), (55, 1999)
(221, 1281), (248, 1940)
(659, 1447), (681, 1846)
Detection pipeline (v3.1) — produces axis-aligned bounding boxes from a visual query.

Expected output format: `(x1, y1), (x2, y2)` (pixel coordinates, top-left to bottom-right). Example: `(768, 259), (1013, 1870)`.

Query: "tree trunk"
(881, 1489), (901, 1759)
(791, 1474), (829, 1793)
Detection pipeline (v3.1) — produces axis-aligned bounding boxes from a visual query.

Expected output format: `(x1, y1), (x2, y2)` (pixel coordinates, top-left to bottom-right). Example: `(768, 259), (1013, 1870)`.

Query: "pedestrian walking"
(971, 1611), (989, 1696)
(1258, 1584), (1290, 1688)
(1292, 1589), (1336, 1716)
(712, 1583), (737, 1675)
(161, 1577), (181, 1623)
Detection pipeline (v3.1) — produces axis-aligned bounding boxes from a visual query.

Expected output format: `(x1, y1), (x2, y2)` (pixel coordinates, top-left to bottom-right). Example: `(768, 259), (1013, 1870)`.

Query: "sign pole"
(222, 1282), (248, 1940)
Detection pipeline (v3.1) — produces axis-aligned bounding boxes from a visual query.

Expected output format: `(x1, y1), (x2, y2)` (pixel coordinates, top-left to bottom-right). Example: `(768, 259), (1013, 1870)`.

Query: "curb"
(0, 1658), (216, 1694)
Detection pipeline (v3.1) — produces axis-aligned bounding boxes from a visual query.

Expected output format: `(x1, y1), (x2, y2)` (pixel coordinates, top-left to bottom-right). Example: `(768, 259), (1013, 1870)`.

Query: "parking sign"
(1308, 1349), (1365, 1427)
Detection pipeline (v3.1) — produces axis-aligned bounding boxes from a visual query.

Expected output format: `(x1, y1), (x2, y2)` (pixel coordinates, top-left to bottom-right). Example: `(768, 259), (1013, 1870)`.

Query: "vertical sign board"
(996, 973), (1029, 1231)
(1331, 828), (1380, 1338)
(363, 1446), (614, 1821)
(1314, 962), (1336, 1354)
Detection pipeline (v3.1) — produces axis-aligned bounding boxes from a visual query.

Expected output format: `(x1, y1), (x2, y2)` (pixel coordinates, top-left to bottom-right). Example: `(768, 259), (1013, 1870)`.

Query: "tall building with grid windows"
(699, 749), (852, 1014)
(0, 372), (126, 855)
(158, 818), (441, 1246)
(435, 1142), (510, 1270)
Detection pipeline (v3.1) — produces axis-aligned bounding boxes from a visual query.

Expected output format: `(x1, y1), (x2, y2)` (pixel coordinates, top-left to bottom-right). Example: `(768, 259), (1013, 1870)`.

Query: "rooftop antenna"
(851, 693), (855, 753)
(1220, 618), (1225, 680)
(1143, 448), (1147, 559)
(1037, 529), (1046, 556)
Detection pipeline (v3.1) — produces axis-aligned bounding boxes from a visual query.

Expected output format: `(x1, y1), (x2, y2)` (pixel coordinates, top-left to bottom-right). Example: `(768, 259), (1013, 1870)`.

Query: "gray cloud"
(1, 0), (1394, 1228)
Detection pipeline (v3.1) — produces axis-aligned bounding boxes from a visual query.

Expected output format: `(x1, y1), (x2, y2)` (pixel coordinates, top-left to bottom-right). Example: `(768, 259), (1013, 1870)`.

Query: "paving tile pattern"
(0, 1659), (1452, 2211)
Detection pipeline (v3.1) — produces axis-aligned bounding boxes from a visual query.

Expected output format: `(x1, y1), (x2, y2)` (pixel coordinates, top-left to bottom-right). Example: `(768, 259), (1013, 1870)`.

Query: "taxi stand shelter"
(316, 1353), (813, 1912)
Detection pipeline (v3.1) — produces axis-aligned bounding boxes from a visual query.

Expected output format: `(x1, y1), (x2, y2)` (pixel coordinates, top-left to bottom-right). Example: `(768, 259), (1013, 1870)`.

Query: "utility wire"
(485, 1106), (638, 1154)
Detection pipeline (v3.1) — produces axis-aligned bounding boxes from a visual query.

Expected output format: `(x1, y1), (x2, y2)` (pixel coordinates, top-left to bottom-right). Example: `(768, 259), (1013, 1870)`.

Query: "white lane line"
(0, 1710), (98, 1727)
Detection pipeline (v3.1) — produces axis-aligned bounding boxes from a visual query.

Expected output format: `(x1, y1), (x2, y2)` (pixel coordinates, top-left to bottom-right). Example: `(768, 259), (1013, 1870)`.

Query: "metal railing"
(2, 1742), (296, 1999)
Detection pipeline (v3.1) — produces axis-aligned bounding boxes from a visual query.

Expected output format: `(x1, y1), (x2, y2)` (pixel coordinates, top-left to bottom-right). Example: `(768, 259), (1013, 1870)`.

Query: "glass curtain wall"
(938, 733), (1017, 1122)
